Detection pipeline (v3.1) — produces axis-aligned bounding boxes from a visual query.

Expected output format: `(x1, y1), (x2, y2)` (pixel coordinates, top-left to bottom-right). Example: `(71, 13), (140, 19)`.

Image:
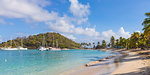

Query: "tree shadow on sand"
(114, 66), (150, 75)
(114, 50), (150, 75)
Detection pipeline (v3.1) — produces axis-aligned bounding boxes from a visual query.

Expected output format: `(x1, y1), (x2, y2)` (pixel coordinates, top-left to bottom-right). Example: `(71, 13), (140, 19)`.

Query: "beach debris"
(85, 55), (117, 67)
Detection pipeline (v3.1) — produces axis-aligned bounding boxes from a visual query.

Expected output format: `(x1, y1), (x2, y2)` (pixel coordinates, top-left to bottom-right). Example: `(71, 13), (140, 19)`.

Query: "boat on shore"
(17, 38), (28, 50)
(38, 35), (48, 51)
(38, 46), (48, 51)
(17, 46), (27, 50)
(48, 47), (61, 51)
(1, 47), (18, 50)
(1, 38), (18, 50)
(38, 35), (62, 51)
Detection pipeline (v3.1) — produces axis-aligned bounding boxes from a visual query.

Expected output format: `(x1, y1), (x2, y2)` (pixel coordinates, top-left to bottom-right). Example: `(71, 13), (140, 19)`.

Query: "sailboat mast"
(53, 35), (54, 47)
(42, 34), (45, 47)
(5, 42), (7, 48)
(10, 37), (12, 47)
(21, 38), (23, 47)
(56, 40), (58, 48)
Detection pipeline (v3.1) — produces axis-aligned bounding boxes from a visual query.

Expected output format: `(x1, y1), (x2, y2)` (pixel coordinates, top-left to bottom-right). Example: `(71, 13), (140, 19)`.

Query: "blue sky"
(0, 0), (150, 43)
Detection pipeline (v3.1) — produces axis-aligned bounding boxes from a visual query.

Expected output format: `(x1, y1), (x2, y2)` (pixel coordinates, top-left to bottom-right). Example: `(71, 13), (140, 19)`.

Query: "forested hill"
(0, 32), (81, 49)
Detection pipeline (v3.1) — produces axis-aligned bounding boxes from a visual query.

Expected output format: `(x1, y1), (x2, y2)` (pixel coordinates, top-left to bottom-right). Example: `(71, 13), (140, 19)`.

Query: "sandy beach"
(60, 49), (150, 75)
(111, 49), (150, 75)
(60, 49), (126, 75)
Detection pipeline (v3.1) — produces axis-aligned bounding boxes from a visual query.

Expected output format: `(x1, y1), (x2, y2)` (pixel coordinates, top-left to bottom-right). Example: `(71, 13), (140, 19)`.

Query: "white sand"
(111, 50), (150, 75)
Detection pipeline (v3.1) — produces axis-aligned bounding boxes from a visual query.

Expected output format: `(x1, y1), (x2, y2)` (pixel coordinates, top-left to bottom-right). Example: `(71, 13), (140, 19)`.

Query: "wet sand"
(60, 49), (150, 75)
(60, 50), (127, 75)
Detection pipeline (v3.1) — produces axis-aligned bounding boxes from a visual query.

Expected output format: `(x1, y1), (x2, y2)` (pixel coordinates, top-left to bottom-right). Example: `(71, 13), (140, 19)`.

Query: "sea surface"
(0, 49), (116, 75)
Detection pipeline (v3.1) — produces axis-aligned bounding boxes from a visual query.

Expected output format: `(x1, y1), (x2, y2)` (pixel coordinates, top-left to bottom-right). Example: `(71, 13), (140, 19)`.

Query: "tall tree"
(116, 39), (119, 48)
(89, 43), (91, 48)
(97, 42), (100, 45)
(130, 32), (140, 48)
(110, 36), (115, 48)
(143, 12), (150, 40)
(93, 42), (95, 49)
(102, 40), (107, 48)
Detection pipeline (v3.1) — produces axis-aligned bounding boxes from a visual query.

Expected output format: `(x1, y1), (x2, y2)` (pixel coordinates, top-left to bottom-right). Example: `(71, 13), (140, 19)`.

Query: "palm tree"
(93, 42), (95, 49)
(143, 12), (150, 40)
(102, 40), (107, 48)
(130, 32), (140, 48)
(116, 39), (119, 48)
(97, 42), (100, 45)
(89, 43), (91, 48)
(107, 43), (111, 48)
(126, 38), (130, 49)
(119, 37), (123, 47)
(110, 36), (115, 48)
(139, 33), (146, 49)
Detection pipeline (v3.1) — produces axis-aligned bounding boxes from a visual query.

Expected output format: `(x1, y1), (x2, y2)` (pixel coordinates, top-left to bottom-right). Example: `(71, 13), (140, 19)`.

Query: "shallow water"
(0, 49), (115, 75)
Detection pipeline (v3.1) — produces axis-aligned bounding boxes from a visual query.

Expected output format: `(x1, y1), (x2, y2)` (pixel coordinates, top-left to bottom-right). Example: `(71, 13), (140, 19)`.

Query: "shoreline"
(60, 49), (150, 75)
(60, 49), (127, 75)
(111, 49), (150, 75)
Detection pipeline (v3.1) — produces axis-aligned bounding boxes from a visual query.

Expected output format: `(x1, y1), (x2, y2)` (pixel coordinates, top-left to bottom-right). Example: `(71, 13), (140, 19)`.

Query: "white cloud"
(47, 16), (99, 37)
(101, 30), (117, 41)
(29, 0), (51, 7)
(76, 27), (99, 37)
(135, 30), (141, 33)
(69, 0), (90, 18)
(96, 27), (131, 42)
(62, 34), (76, 40)
(0, 0), (58, 22)
(118, 27), (131, 38)
(0, 0), (99, 37)
(69, 0), (90, 24)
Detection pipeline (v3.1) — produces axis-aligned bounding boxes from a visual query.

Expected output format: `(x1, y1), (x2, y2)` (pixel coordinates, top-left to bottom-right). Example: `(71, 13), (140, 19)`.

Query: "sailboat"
(48, 35), (61, 51)
(17, 38), (28, 50)
(38, 35), (48, 51)
(1, 38), (18, 50)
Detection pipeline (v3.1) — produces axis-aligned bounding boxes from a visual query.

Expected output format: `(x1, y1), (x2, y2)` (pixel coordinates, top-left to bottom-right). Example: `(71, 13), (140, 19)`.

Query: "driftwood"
(85, 55), (117, 67)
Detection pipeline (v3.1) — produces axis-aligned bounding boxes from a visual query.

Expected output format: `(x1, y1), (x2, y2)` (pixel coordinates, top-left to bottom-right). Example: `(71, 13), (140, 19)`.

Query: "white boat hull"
(48, 47), (61, 51)
(38, 47), (48, 51)
(17, 46), (28, 50)
(1, 48), (18, 50)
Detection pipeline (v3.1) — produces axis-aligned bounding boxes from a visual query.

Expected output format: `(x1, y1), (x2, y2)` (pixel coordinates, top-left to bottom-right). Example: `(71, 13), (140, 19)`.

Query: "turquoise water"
(0, 49), (115, 75)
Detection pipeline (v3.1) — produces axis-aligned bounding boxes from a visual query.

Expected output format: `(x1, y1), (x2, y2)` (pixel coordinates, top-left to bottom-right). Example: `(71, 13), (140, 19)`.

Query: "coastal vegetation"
(0, 32), (81, 49)
(1, 12), (150, 50)
(81, 12), (150, 50)
(109, 12), (150, 50)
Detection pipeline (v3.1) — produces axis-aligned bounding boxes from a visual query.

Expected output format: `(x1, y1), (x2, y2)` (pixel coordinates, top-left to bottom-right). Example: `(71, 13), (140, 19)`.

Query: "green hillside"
(0, 32), (81, 49)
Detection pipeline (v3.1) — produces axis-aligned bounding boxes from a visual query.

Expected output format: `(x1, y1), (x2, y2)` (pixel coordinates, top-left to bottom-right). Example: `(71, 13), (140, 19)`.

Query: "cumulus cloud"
(47, 16), (99, 37)
(69, 0), (90, 18)
(69, 0), (90, 24)
(101, 30), (117, 41)
(98, 27), (131, 42)
(0, 0), (99, 37)
(46, 0), (99, 37)
(62, 34), (76, 40)
(0, 0), (58, 22)
(135, 30), (141, 33)
(118, 27), (130, 38)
